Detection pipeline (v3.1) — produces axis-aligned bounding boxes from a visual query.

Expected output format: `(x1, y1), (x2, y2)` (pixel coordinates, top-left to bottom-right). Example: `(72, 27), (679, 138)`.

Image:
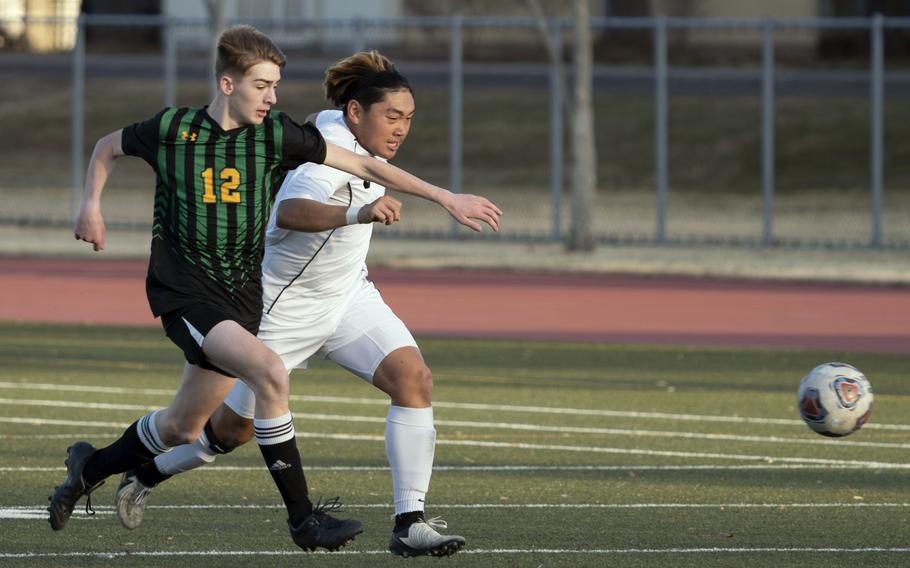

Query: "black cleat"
(47, 441), (104, 531)
(389, 514), (466, 558)
(288, 497), (363, 552)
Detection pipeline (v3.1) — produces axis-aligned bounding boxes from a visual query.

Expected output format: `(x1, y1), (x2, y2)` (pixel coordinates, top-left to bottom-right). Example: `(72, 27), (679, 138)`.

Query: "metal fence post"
(654, 17), (668, 243)
(761, 19), (775, 247)
(352, 16), (367, 53)
(163, 16), (177, 108)
(449, 15), (463, 237)
(870, 13), (884, 248)
(71, 14), (85, 220)
(549, 19), (564, 241)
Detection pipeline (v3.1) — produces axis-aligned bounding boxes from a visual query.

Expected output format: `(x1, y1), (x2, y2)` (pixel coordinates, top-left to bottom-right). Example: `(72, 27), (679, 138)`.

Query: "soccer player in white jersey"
(113, 51), (501, 558)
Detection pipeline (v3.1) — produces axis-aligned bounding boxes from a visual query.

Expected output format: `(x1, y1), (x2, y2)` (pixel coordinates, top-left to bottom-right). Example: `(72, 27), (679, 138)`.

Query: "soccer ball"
(796, 362), (873, 437)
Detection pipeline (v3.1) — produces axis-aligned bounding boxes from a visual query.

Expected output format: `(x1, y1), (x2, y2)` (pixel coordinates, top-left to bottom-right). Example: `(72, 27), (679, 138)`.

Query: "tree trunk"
(568, 0), (596, 252)
(207, 0), (227, 101)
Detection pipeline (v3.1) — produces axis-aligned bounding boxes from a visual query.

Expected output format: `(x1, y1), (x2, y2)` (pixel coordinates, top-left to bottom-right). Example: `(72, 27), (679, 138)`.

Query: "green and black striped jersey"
(121, 107), (326, 316)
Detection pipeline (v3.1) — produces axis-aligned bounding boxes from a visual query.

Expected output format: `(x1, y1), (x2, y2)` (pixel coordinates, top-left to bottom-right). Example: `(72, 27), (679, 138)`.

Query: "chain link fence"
(0, 14), (908, 249)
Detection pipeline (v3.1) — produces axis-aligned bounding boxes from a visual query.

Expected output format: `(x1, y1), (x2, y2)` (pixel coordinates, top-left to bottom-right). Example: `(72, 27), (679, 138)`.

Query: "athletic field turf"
(0, 322), (907, 567)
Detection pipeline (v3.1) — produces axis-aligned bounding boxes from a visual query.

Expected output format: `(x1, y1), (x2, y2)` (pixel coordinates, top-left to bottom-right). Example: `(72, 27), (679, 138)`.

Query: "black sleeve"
(279, 112), (327, 170)
(121, 108), (167, 169)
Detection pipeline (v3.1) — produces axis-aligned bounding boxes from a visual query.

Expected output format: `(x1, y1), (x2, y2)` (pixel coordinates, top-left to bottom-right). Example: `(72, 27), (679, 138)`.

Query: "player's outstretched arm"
(74, 130), (125, 251)
(322, 143), (502, 232)
(276, 195), (402, 232)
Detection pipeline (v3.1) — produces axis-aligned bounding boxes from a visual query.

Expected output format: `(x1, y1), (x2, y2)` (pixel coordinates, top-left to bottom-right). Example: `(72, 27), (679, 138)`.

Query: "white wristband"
(345, 206), (360, 225)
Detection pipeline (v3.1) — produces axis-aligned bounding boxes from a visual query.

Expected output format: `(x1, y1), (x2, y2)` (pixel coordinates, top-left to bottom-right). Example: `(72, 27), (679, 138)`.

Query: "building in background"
(0, 0), (80, 52)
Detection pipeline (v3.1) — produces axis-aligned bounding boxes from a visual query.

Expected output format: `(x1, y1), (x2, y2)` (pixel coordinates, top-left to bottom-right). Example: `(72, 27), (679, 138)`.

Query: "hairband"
(343, 69), (406, 106)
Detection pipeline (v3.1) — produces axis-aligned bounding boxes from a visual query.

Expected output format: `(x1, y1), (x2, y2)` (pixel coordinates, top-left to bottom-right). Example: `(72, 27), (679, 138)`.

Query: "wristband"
(345, 206), (360, 225)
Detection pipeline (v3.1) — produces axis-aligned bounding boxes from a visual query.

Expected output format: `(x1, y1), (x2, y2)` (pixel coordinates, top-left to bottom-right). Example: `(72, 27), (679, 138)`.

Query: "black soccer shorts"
(160, 303), (260, 377)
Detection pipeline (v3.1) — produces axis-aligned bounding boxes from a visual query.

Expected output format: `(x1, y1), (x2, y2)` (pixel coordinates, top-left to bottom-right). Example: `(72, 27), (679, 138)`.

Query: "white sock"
(136, 410), (171, 455)
(152, 430), (219, 476)
(385, 405), (436, 515)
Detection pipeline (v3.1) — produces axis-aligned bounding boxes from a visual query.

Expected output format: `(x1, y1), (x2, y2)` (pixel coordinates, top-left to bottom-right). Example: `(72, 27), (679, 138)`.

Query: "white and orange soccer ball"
(797, 362), (873, 437)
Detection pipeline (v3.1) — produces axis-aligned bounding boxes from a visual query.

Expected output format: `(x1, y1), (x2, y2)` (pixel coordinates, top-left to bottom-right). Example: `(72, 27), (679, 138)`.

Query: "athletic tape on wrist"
(345, 206), (360, 225)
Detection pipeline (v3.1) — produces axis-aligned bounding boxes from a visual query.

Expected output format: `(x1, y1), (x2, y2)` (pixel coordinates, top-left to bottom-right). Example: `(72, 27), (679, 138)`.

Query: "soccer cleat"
(288, 497), (364, 552)
(115, 470), (152, 530)
(47, 441), (104, 530)
(389, 515), (466, 558)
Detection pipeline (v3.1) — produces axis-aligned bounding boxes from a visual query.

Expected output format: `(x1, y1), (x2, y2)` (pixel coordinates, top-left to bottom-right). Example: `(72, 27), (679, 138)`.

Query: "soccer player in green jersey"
(48, 25), (501, 552)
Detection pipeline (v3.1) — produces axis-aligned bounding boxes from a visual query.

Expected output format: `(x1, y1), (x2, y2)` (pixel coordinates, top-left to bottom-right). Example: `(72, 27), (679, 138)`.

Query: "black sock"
(82, 422), (156, 487)
(394, 510), (424, 532)
(135, 460), (172, 488)
(258, 439), (313, 525)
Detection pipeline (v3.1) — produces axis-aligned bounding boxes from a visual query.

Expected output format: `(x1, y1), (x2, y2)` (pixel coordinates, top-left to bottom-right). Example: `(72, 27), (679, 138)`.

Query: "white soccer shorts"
(225, 278), (418, 419)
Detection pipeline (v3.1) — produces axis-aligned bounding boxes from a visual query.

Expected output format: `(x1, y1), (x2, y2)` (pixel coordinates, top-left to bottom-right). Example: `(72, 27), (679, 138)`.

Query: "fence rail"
(0, 14), (908, 249)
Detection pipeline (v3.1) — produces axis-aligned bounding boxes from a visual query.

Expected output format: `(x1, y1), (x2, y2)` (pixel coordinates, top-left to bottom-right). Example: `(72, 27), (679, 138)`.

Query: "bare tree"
(568, 0), (596, 251)
(525, 0), (596, 251)
(205, 0), (227, 100)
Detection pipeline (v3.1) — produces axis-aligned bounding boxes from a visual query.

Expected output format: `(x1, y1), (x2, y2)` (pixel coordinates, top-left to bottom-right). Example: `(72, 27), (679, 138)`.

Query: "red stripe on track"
(1, 257), (908, 353)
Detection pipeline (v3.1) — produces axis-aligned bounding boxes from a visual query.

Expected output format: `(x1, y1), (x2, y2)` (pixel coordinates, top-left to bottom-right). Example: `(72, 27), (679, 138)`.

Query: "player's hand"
(359, 195), (402, 225)
(74, 207), (106, 251)
(444, 193), (502, 232)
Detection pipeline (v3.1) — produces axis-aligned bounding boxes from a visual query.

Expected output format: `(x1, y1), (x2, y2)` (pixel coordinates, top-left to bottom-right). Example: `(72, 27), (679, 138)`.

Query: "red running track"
(0, 257), (908, 354)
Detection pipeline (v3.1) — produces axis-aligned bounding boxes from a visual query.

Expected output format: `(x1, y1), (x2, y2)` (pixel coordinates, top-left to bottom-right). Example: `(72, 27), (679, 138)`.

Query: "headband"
(342, 69), (408, 106)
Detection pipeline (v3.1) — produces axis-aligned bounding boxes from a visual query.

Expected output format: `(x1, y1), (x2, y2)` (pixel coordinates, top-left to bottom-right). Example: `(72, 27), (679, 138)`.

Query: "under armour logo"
(181, 130), (198, 142)
(269, 460), (292, 471)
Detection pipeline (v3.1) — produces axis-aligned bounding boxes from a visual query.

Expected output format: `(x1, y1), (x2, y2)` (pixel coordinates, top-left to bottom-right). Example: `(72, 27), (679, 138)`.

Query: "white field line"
(1, 548), (909, 558)
(1, 417), (909, 468)
(4, 502), (909, 515)
(4, 502), (910, 521)
(2, 380), (908, 432)
(0, 433), (110, 439)
(0, 398), (158, 412)
(0, 416), (131, 428)
(2, 398), (908, 449)
(2, 398), (909, 450)
(5, 463), (910, 473)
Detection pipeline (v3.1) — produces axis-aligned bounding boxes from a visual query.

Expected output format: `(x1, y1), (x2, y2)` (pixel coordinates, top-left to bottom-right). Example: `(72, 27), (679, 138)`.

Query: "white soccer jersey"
(259, 110), (386, 334)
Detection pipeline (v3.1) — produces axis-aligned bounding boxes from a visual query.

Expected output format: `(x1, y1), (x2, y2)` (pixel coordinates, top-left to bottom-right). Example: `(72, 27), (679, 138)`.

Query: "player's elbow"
(96, 130), (124, 160)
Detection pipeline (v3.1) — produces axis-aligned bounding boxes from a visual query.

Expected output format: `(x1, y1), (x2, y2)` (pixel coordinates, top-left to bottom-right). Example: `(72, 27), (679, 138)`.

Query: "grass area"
(2, 71), (910, 195)
(1, 322), (908, 567)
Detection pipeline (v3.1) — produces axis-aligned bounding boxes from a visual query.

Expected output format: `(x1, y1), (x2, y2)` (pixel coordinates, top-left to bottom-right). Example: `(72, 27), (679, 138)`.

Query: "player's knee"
(414, 365), (433, 400)
(157, 420), (204, 447)
(227, 424), (255, 447)
(206, 415), (252, 453)
(248, 359), (290, 404)
(389, 364), (432, 405)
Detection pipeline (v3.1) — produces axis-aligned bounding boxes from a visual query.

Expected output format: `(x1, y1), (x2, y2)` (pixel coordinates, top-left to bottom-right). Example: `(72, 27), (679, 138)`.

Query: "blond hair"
(215, 25), (286, 78)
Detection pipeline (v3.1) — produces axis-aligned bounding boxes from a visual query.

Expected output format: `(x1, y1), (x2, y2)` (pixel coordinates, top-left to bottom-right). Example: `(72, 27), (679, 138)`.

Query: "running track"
(0, 257), (908, 354)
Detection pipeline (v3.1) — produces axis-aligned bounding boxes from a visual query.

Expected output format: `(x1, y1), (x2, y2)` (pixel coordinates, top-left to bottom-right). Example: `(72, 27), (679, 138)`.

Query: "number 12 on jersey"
(201, 167), (241, 204)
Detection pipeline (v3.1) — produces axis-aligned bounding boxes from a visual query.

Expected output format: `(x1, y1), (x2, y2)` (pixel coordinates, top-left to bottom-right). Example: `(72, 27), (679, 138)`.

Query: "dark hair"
(324, 50), (412, 115)
(215, 25), (286, 78)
